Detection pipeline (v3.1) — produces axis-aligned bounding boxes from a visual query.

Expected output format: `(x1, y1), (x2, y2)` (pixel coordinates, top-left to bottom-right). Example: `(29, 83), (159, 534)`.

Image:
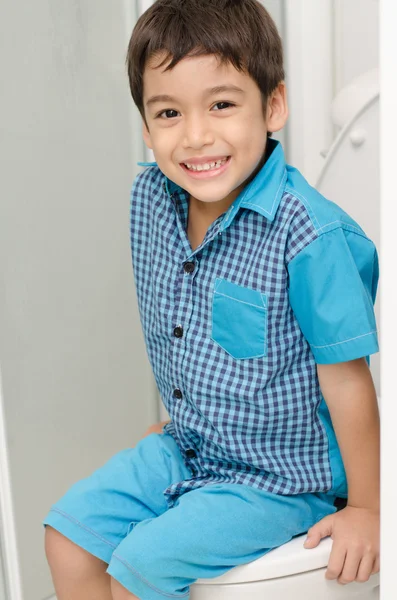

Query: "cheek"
(227, 116), (266, 149)
(151, 129), (177, 156)
(235, 135), (266, 164)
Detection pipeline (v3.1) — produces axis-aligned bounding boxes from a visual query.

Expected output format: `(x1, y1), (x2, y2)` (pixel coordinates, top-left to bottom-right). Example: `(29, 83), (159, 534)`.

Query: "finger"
(325, 543), (346, 581)
(372, 556), (380, 574)
(337, 548), (362, 585)
(304, 516), (333, 549)
(356, 555), (376, 583)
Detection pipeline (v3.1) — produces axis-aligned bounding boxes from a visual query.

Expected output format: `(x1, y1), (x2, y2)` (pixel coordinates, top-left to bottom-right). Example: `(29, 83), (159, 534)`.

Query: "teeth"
(184, 157), (228, 171)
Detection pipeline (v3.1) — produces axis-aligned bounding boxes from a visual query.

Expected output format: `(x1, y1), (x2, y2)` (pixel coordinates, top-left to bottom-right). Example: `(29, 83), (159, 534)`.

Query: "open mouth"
(180, 156), (231, 177)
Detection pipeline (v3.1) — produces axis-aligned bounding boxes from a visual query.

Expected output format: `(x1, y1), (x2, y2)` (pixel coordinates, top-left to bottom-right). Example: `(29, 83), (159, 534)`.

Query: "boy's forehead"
(146, 50), (223, 70)
(143, 52), (252, 101)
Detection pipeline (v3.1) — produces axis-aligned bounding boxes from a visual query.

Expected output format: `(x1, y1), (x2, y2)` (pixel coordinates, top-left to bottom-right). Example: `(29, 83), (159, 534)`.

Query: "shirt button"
(173, 326), (183, 338)
(184, 261), (195, 274)
(185, 449), (197, 458)
(173, 388), (182, 399)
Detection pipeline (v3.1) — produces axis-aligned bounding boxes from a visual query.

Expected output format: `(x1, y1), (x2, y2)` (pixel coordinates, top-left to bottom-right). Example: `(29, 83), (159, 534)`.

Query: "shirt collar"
(136, 138), (287, 226)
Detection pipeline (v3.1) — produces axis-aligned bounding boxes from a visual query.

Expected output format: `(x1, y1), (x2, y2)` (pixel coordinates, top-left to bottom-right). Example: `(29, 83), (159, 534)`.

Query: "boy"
(43, 1), (380, 599)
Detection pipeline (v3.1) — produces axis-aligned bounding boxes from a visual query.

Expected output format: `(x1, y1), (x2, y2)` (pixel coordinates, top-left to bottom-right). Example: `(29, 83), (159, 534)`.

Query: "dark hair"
(126, 0), (284, 127)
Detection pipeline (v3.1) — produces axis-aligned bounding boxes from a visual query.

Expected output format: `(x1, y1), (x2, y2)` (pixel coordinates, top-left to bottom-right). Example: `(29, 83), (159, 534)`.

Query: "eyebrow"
(145, 85), (246, 108)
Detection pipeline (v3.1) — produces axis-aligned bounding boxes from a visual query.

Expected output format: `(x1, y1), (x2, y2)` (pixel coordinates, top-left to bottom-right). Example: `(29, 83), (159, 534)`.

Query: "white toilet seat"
(195, 533), (331, 585)
(193, 534), (380, 599)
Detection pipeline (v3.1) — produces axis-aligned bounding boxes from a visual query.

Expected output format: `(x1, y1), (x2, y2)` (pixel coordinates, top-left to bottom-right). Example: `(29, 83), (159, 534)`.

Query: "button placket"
(169, 259), (197, 420)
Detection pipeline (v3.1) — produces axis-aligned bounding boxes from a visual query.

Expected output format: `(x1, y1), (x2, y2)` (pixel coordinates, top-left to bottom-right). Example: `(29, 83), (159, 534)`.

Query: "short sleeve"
(287, 226), (379, 364)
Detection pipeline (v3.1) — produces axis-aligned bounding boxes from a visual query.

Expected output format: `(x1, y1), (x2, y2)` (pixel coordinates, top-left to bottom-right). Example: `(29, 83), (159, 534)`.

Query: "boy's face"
(142, 53), (288, 210)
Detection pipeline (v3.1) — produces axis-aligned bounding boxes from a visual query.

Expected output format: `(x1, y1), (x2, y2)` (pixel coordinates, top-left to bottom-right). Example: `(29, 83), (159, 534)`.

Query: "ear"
(142, 120), (153, 150)
(266, 82), (289, 133)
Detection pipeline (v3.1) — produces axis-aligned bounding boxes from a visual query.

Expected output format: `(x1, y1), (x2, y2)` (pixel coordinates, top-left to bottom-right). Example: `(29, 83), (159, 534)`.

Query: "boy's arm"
(304, 357), (380, 584)
(318, 357), (380, 510)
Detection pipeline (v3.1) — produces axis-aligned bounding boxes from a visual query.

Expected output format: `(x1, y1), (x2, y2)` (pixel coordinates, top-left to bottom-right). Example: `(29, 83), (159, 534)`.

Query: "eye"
(156, 109), (180, 119)
(155, 102), (235, 119)
(212, 101), (235, 111)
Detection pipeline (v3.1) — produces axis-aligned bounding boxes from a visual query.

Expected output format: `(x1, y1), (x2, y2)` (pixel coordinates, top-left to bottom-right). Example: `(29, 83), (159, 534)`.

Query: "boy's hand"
(303, 506), (380, 585)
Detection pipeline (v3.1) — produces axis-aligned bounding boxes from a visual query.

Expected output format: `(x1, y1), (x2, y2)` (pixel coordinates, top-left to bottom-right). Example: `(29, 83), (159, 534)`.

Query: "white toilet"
(192, 534), (380, 599)
(191, 68), (381, 600)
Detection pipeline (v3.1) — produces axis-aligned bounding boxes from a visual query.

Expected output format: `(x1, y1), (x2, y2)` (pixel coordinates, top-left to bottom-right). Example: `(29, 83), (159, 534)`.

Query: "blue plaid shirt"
(130, 139), (379, 509)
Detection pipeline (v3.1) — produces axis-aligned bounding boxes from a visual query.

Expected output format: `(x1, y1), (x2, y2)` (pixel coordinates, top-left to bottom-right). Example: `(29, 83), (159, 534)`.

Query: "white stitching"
(111, 553), (190, 598)
(210, 335), (266, 359)
(214, 291), (267, 310)
(49, 508), (117, 549)
(284, 187), (372, 241)
(284, 187), (321, 233)
(311, 331), (378, 349)
(242, 172), (286, 216)
(316, 220), (365, 236)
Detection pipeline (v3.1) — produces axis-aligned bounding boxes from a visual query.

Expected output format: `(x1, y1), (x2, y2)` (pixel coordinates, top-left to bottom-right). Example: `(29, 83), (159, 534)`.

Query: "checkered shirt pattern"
(129, 141), (371, 509)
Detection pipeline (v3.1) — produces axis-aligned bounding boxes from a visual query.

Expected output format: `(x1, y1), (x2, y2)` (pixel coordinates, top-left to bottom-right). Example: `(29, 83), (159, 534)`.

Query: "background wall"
(0, 1), (157, 598)
(280, 0), (380, 398)
(334, 0), (379, 92)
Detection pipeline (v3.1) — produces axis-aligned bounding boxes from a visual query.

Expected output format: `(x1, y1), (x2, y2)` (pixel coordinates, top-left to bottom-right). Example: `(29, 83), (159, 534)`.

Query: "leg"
(46, 525), (141, 600)
(111, 577), (140, 600)
(42, 433), (191, 600)
(45, 526), (112, 600)
(106, 483), (337, 600)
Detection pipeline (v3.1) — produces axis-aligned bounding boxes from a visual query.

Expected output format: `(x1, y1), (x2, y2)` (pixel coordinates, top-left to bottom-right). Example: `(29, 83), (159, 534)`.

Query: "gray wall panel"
(0, 1), (156, 597)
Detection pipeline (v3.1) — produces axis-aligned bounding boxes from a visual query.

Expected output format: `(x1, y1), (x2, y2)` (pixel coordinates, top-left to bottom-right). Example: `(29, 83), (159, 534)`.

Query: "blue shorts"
(43, 431), (337, 600)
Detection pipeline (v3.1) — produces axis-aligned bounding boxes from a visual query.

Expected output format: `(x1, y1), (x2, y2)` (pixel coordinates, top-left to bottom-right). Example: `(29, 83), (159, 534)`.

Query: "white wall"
(0, 1), (157, 598)
(284, 0), (379, 184)
(283, 0), (334, 184)
(334, 0), (379, 93)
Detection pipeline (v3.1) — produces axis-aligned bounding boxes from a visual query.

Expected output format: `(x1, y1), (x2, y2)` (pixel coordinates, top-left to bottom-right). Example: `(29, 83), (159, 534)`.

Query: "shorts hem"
(107, 553), (190, 600)
(43, 507), (116, 565)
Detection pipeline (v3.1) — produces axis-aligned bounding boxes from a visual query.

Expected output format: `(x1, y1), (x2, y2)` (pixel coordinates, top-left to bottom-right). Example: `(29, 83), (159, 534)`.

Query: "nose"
(182, 114), (215, 150)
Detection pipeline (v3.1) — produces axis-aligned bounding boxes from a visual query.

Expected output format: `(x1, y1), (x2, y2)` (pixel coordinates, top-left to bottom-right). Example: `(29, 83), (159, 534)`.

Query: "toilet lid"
(195, 534), (332, 585)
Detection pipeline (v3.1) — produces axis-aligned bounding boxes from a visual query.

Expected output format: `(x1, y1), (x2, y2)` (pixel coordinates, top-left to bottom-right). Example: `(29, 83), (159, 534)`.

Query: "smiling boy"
(141, 53), (284, 245)
(43, 2), (380, 599)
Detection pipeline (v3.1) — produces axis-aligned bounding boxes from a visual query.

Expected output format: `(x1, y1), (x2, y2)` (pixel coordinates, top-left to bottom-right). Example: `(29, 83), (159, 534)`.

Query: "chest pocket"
(211, 278), (268, 359)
